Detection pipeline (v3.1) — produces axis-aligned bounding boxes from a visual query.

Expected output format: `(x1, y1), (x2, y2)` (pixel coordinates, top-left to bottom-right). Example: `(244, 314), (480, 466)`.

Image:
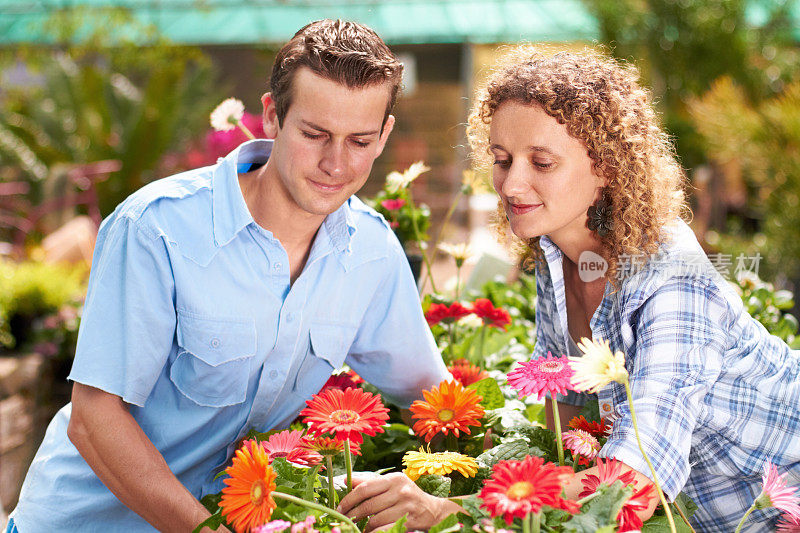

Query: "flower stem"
(234, 119), (256, 140)
(423, 190), (464, 288)
(522, 512), (531, 533)
(455, 265), (462, 301)
(326, 455), (337, 508)
(531, 512), (541, 533)
(552, 398), (565, 467)
(733, 500), (757, 533)
(445, 433), (459, 453)
(477, 325), (487, 363)
(273, 491), (358, 532)
(673, 501), (697, 532)
(624, 381), (676, 533)
(448, 322), (456, 364)
(406, 191), (437, 293)
(344, 440), (353, 494)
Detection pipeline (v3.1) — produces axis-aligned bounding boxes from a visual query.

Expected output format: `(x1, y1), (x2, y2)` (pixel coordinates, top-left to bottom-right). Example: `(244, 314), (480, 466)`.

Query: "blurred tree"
(0, 7), (223, 217)
(582, 0), (799, 168)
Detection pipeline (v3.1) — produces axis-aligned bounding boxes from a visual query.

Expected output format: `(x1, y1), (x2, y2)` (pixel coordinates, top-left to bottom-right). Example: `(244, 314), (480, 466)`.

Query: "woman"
(467, 47), (800, 531)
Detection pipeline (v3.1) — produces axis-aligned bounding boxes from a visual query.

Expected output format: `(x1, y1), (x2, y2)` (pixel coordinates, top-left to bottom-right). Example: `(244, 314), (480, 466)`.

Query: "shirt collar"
(211, 138), (357, 254)
(212, 139), (272, 247)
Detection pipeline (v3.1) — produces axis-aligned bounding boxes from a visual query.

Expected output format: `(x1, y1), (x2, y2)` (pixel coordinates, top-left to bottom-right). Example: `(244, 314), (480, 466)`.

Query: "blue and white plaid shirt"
(534, 220), (800, 532)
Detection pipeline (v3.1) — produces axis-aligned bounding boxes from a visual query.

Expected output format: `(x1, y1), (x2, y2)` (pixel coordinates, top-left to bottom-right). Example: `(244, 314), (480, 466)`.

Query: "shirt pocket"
(170, 311), (257, 407)
(292, 322), (355, 400)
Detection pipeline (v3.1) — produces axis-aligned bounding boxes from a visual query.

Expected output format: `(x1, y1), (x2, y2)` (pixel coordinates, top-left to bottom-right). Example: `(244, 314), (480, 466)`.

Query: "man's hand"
(337, 473), (462, 531)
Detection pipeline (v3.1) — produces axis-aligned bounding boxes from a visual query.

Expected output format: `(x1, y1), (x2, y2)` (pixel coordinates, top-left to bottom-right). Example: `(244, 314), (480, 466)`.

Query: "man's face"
(261, 67), (395, 220)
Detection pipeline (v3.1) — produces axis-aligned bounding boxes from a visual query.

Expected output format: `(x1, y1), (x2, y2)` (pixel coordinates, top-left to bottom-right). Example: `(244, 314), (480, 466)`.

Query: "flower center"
(437, 408), (455, 422)
(506, 481), (534, 500)
(330, 409), (360, 424)
(538, 360), (564, 373)
(250, 479), (266, 505)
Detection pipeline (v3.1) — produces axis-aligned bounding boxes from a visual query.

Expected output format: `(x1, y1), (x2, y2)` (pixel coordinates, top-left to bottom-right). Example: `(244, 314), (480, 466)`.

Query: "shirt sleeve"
(597, 275), (729, 499)
(345, 239), (450, 408)
(68, 213), (177, 407)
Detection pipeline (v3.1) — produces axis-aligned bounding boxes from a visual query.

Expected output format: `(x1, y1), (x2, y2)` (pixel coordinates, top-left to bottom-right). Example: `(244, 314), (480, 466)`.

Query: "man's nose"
(319, 141), (346, 178)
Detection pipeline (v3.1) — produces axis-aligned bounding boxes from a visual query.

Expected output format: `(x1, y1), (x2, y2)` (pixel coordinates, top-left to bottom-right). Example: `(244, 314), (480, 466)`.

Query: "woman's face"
(489, 101), (605, 243)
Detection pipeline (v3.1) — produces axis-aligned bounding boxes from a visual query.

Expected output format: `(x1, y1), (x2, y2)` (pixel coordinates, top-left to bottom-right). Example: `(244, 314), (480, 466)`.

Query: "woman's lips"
(509, 202), (542, 215)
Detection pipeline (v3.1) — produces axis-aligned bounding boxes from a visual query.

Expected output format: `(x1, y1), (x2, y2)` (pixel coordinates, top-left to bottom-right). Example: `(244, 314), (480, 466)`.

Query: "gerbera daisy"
(263, 430), (322, 467)
(290, 515), (318, 533)
(472, 298), (511, 330)
(410, 380), (485, 442)
(380, 198), (406, 210)
(220, 444), (277, 533)
(506, 353), (574, 400)
(778, 514), (800, 532)
(385, 161), (430, 193)
(479, 455), (579, 524)
(568, 415), (611, 438)
(579, 457), (656, 532)
(562, 429), (600, 465)
(426, 302), (473, 326)
(438, 242), (473, 267)
(448, 359), (490, 386)
(210, 98), (245, 132)
(755, 462), (800, 518)
(301, 435), (361, 457)
(571, 337), (629, 393)
(402, 448), (479, 481)
(299, 387), (389, 445)
(319, 370), (363, 393)
(253, 520), (291, 533)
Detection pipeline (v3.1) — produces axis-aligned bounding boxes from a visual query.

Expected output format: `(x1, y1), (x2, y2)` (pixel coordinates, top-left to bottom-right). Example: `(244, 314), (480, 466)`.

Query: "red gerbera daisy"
(262, 430), (322, 467)
(472, 298), (511, 330)
(448, 359), (490, 386)
(479, 455), (579, 524)
(568, 415), (611, 438)
(579, 457), (657, 532)
(506, 352), (574, 400)
(320, 370), (364, 393)
(299, 387), (389, 445)
(425, 302), (474, 326)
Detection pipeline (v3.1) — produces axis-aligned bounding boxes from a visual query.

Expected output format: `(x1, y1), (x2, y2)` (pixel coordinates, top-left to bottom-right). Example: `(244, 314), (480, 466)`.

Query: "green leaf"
(429, 512), (461, 533)
(415, 474), (452, 497)
(384, 516), (408, 533)
(562, 481), (633, 533)
(192, 508), (225, 533)
(468, 378), (505, 409)
(200, 493), (222, 513)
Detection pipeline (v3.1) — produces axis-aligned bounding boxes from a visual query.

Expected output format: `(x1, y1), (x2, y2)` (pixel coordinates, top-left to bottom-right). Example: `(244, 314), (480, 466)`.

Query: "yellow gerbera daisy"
(402, 448), (479, 481)
(570, 337), (629, 393)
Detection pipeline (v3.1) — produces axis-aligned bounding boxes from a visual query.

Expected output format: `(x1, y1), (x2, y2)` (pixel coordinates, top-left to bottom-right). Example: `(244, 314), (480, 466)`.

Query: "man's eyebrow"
(301, 120), (380, 137)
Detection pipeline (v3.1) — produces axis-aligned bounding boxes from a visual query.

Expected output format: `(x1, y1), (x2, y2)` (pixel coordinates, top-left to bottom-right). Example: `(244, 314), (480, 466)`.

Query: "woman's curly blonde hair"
(467, 46), (689, 282)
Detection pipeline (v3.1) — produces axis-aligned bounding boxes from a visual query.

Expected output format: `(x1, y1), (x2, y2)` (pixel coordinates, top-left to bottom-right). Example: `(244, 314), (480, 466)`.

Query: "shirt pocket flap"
(176, 312), (256, 366)
(309, 322), (354, 370)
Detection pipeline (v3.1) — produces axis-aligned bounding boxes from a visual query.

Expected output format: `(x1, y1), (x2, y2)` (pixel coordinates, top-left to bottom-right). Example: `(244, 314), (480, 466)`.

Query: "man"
(8, 20), (451, 532)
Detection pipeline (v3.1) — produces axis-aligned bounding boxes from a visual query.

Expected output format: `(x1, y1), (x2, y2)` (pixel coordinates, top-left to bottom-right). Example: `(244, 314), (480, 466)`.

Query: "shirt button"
(273, 262), (282, 271)
(286, 312), (294, 322)
(210, 338), (221, 348)
(269, 369), (278, 379)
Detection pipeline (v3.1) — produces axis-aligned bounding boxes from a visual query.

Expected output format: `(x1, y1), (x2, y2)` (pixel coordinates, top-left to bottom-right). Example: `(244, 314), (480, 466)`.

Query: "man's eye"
(493, 160), (511, 170)
(302, 131), (324, 140)
(351, 139), (371, 148)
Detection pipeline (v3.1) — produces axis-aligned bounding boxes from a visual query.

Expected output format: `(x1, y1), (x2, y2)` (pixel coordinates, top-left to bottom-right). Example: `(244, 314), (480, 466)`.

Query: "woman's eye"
(493, 159), (511, 169)
(534, 161), (554, 170)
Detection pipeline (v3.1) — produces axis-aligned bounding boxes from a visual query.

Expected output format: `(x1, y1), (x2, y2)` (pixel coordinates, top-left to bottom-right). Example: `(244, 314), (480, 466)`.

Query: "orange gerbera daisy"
(220, 444), (277, 533)
(410, 379), (485, 442)
(299, 387), (389, 445)
(302, 435), (362, 457)
(448, 359), (490, 387)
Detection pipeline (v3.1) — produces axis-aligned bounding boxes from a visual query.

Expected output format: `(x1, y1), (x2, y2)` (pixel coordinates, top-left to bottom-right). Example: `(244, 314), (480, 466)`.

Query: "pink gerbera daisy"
(755, 462), (800, 519)
(506, 352), (575, 400)
(263, 430), (322, 467)
(562, 429), (600, 465)
(580, 457), (657, 532)
(254, 520), (292, 533)
(778, 514), (800, 532)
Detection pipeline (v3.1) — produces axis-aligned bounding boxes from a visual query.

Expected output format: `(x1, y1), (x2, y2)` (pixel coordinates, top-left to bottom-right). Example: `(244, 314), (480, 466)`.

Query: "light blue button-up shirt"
(11, 139), (449, 532)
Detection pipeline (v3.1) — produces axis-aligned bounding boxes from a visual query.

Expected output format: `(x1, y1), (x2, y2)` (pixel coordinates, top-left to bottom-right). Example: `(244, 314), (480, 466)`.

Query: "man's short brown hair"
(269, 19), (403, 129)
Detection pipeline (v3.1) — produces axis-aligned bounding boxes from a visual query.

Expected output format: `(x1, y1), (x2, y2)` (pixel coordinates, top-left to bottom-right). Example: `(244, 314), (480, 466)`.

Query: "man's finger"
(337, 476), (392, 514)
(365, 507), (409, 532)
(344, 487), (401, 522)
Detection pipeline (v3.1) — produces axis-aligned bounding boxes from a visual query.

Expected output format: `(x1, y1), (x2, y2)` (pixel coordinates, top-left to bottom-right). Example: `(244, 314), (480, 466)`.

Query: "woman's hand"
(337, 472), (462, 531)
